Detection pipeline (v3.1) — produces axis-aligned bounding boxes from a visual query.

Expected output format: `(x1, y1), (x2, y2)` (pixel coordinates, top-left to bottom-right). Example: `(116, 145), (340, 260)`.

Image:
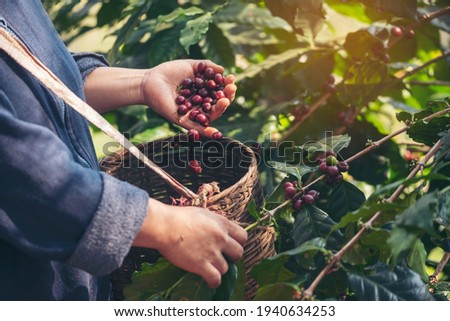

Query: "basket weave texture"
(100, 135), (276, 300)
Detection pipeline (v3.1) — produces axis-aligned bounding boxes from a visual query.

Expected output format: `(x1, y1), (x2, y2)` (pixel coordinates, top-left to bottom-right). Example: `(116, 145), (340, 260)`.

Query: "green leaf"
(388, 193), (440, 264)
(293, 205), (343, 250)
(430, 282), (450, 301)
(267, 161), (315, 181)
(326, 0), (373, 24)
(170, 273), (215, 301)
(406, 239), (428, 283)
(296, 134), (351, 158)
(148, 25), (185, 66)
(407, 117), (450, 146)
(387, 227), (419, 266)
(216, 3), (292, 31)
(157, 6), (204, 24)
(251, 253), (298, 287)
(235, 48), (308, 82)
(338, 59), (396, 106)
(110, 1), (153, 63)
(253, 237), (328, 278)
(124, 259), (186, 300)
(253, 283), (300, 301)
(327, 181), (367, 221)
(201, 23), (235, 69)
(332, 202), (405, 232)
(229, 260), (247, 301)
(180, 13), (213, 54)
(213, 260), (238, 301)
(343, 30), (382, 59)
(395, 193), (439, 235)
(436, 190), (450, 232)
(347, 262), (434, 301)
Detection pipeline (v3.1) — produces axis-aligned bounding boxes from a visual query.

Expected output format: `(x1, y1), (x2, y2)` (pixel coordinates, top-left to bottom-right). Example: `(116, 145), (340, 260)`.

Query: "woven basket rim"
(100, 134), (259, 204)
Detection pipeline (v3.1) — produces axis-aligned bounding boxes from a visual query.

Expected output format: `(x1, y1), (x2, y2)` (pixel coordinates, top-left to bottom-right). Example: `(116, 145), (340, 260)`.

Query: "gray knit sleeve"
(71, 52), (110, 83)
(66, 172), (149, 276)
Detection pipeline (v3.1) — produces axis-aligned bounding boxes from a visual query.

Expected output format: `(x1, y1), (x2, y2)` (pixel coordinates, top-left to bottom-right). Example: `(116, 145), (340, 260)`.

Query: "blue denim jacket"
(0, 1), (149, 300)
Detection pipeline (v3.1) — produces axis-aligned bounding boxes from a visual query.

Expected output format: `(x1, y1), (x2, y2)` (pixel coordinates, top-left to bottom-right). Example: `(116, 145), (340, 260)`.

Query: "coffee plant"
(45, 0), (450, 301)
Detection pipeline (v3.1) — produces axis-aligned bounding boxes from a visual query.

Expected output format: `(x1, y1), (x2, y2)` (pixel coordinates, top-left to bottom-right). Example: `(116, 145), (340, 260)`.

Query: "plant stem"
(420, 6), (450, 23)
(278, 93), (331, 143)
(301, 131), (447, 299)
(429, 252), (450, 285)
(387, 6), (450, 49)
(255, 105), (450, 226)
(399, 51), (450, 80)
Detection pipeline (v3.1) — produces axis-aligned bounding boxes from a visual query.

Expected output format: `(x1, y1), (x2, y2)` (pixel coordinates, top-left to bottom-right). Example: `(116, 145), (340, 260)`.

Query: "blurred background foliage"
(42, 0), (449, 187)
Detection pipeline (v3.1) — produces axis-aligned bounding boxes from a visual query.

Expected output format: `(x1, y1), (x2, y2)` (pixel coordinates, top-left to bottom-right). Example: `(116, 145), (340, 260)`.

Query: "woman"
(0, 0), (246, 300)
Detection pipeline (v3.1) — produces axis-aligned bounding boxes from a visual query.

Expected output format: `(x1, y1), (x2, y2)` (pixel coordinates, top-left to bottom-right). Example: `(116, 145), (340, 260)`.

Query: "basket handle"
(0, 28), (199, 201)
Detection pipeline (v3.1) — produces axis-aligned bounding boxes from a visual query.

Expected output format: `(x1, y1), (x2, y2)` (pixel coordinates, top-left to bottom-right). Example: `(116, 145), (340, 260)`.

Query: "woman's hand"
(133, 198), (247, 288)
(141, 60), (237, 138)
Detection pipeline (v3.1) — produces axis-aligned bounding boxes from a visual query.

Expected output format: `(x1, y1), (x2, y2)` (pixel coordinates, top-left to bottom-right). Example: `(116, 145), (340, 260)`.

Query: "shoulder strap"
(0, 28), (197, 201)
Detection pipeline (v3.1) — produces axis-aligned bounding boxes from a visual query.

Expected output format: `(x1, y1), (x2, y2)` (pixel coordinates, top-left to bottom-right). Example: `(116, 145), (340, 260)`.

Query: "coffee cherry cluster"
(322, 73), (336, 94)
(318, 151), (349, 186)
(283, 181), (320, 213)
(371, 42), (390, 63)
(176, 61), (226, 130)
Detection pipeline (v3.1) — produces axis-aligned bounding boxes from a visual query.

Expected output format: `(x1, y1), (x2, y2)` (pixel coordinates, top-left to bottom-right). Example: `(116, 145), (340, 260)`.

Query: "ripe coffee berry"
(326, 74), (335, 84)
(327, 166), (340, 177)
(303, 194), (315, 205)
(293, 199), (303, 212)
(191, 95), (203, 106)
(176, 61), (227, 127)
(198, 88), (209, 98)
(285, 186), (296, 199)
(307, 190), (320, 200)
(391, 26), (403, 37)
(405, 28), (415, 38)
(215, 90), (226, 100)
(206, 80), (217, 90)
(188, 160), (202, 174)
(204, 67), (215, 79)
(188, 129), (200, 141)
(214, 73), (224, 85)
(175, 95), (186, 105)
(189, 110), (200, 121)
(196, 113), (209, 127)
(212, 131), (223, 140)
(202, 103), (212, 113)
(197, 61), (207, 73)
(177, 105), (188, 116)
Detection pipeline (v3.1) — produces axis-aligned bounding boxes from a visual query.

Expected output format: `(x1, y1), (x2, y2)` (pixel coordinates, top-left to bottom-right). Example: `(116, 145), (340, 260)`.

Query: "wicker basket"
(100, 134), (276, 300)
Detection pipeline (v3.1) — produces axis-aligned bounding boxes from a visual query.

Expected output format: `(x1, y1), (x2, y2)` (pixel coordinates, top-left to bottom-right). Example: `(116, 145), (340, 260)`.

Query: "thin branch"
(407, 80), (450, 87)
(278, 93), (331, 143)
(399, 51), (450, 80)
(420, 6), (450, 23)
(301, 132), (447, 299)
(429, 252), (450, 285)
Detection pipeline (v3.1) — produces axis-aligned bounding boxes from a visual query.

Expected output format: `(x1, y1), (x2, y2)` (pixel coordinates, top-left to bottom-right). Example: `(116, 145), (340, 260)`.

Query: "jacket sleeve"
(0, 90), (149, 276)
(71, 52), (110, 84)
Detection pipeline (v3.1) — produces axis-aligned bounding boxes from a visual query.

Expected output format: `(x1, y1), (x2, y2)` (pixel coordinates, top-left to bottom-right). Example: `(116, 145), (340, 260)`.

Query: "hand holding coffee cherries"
(141, 60), (236, 139)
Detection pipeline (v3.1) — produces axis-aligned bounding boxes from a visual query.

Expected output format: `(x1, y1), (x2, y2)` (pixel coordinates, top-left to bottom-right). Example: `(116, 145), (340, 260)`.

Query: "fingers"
(198, 60), (225, 74)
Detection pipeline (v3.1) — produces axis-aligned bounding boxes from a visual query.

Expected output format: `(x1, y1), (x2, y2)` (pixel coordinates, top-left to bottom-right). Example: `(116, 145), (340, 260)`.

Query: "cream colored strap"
(0, 28), (197, 200)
